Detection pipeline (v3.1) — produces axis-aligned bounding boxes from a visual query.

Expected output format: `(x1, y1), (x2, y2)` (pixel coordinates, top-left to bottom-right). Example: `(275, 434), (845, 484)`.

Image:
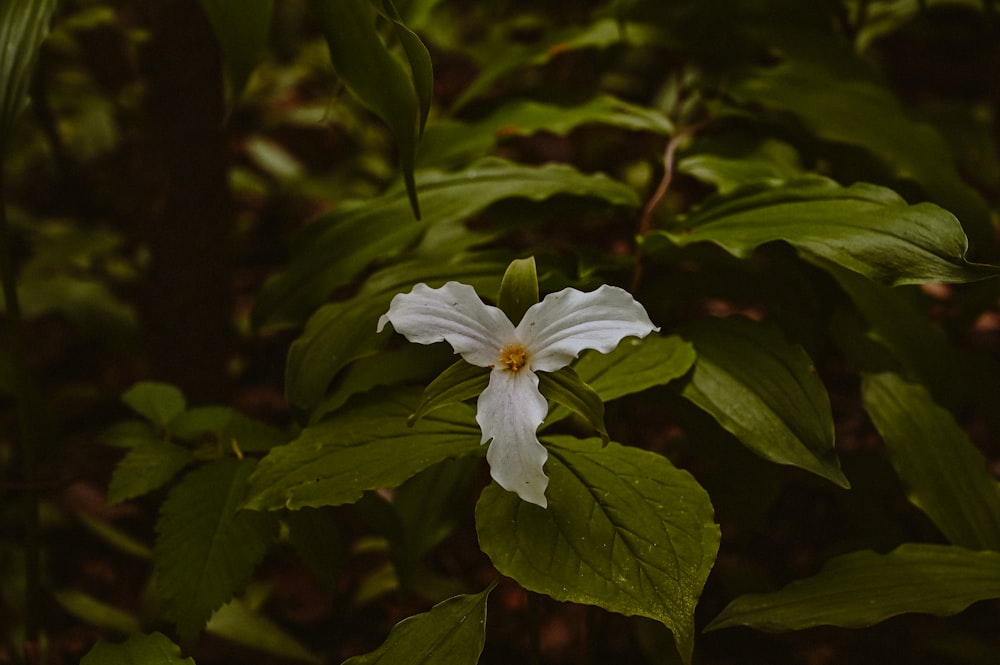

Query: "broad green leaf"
(254, 160), (638, 328)
(107, 440), (194, 504)
(170, 407), (291, 452)
(652, 178), (999, 286)
(819, 257), (965, 409)
(497, 257), (539, 324)
(678, 138), (802, 194)
(206, 598), (320, 664)
(537, 367), (608, 443)
(285, 296), (389, 414)
(452, 18), (664, 111)
(571, 334), (696, 402)
(286, 255), (508, 414)
(342, 585), (494, 665)
(54, 589), (142, 635)
(678, 316), (847, 488)
(732, 59), (993, 250)
(862, 373), (1000, 551)
(707, 543), (1000, 632)
(308, 0), (423, 217)
(418, 95), (673, 168)
(242, 391), (482, 511)
(0, 0), (57, 151)
(313, 344), (456, 422)
(155, 458), (280, 643)
(477, 437), (719, 665)
(122, 382), (186, 429)
(81, 632), (194, 665)
(196, 0), (273, 100)
(407, 360), (489, 427)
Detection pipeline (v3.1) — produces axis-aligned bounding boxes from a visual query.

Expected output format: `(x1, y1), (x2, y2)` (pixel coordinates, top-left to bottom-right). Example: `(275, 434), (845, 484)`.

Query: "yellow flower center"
(499, 343), (528, 372)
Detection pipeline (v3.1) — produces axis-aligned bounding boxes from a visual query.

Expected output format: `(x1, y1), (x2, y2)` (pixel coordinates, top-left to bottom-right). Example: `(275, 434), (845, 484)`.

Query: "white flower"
(377, 281), (659, 507)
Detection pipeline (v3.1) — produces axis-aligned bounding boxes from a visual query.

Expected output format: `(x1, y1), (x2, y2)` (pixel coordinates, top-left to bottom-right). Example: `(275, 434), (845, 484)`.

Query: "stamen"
(499, 343), (527, 372)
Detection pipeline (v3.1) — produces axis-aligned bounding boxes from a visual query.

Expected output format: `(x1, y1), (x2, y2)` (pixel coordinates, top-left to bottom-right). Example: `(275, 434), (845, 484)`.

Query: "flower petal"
(478, 369), (549, 507)
(377, 282), (515, 367)
(517, 285), (659, 372)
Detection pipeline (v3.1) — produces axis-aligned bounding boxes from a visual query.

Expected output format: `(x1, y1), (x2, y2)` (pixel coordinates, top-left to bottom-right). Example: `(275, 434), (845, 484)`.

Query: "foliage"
(0, 0), (998, 664)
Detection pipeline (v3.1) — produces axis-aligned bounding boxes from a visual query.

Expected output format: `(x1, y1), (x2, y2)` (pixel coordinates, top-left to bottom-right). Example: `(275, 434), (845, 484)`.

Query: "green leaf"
(861, 373), (1000, 551)
(81, 632), (195, 665)
(407, 360), (489, 427)
(285, 254), (509, 415)
(54, 589), (142, 635)
(678, 316), (847, 488)
(307, 0), (423, 217)
(285, 295), (390, 415)
(418, 95), (672, 168)
(254, 160), (638, 328)
(537, 367), (608, 443)
(678, 138), (802, 194)
(497, 257), (539, 324)
(379, 0), (432, 135)
(342, 585), (494, 665)
(476, 437), (720, 665)
(0, 0), (57, 151)
(107, 440), (194, 505)
(571, 334), (696, 402)
(122, 382), (187, 430)
(313, 344), (456, 422)
(195, 0), (273, 101)
(819, 257), (965, 409)
(155, 458), (280, 643)
(242, 391), (482, 511)
(707, 543), (1000, 632)
(206, 598), (321, 664)
(651, 177), (1000, 286)
(732, 59), (993, 251)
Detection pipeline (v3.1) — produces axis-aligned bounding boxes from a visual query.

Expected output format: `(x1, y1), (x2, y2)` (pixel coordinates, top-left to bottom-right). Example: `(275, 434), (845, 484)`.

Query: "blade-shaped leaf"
(307, 0), (423, 217)
(379, 0), (432, 134)
(707, 543), (1000, 632)
(107, 440), (194, 504)
(678, 316), (848, 488)
(571, 334), (696, 402)
(476, 437), (720, 665)
(418, 95), (672, 168)
(196, 0), (273, 101)
(155, 458), (280, 643)
(819, 257), (965, 409)
(650, 177), (999, 286)
(81, 632), (194, 665)
(254, 160), (638, 328)
(122, 381), (186, 429)
(0, 0), (56, 151)
(407, 360), (489, 427)
(537, 367), (608, 443)
(285, 255), (509, 414)
(342, 585), (494, 665)
(732, 59), (993, 250)
(242, 391), (482, 511)
(862, 372), (1000, 551)
(206, 598), (321, 664)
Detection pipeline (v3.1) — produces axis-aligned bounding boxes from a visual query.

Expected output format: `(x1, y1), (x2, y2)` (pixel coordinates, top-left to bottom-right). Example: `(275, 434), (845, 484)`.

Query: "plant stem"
(630, 120), (708, 293)
(0, 169), (43, 664)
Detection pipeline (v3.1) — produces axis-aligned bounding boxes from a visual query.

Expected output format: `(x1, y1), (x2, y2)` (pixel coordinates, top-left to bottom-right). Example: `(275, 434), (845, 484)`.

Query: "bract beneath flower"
(378, 281), (659, 507)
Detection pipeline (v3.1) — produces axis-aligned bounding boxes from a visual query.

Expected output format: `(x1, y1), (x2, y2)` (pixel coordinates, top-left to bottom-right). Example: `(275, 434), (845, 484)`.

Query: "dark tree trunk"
(133, 0), (234, 403)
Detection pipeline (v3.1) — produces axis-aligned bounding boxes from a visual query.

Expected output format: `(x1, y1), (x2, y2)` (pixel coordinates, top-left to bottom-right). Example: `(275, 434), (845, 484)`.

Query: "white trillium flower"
(377, 281), (659, 508)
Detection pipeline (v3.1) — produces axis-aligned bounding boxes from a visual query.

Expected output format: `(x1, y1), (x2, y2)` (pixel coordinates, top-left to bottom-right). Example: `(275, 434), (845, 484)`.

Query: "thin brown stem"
(630, 120), (708, 293)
